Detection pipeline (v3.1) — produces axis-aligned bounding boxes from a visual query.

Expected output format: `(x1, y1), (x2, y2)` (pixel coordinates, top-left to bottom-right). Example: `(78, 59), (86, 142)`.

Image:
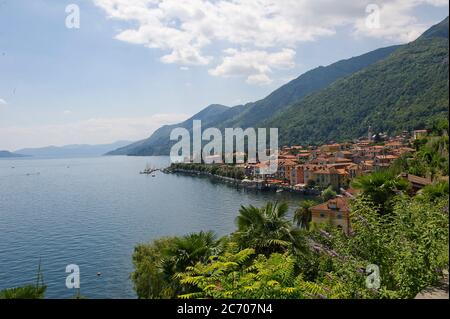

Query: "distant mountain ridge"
(0, 150), (28, 158)
(108, 16), (449, 156)
(108, 45), (401, 156)
(16, 141), (133, 158)
(107, 105), (230, 156)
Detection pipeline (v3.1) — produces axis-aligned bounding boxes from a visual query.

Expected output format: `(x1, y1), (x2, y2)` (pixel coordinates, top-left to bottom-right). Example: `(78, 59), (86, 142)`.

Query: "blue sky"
(0, 0), (448, 150)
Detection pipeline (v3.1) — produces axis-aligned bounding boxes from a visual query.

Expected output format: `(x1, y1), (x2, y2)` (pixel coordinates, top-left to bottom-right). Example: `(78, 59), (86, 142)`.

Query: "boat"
(276, 189), (284, 193)
(140, 163), (158, 175)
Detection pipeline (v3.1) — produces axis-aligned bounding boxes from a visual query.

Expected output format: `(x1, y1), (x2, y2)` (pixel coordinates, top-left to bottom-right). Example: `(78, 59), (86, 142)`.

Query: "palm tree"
(165, 231), (218, 274)
(351, 170), (410, 214)
(293, 200), (317, 230)
(235, 202), (298, 255)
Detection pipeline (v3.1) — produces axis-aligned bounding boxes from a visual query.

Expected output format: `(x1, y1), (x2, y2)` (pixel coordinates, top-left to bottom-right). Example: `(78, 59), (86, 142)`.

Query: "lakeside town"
(170, 128), (437, 235)
(1, 3), (448, 302)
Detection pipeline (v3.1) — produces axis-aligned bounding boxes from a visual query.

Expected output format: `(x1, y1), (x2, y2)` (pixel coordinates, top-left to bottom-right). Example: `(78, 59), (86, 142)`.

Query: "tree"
(346, 195), (449, 298)
(164, 231), (218, 275)
(178, 247), (305, 299)
(178, 244), (353, 299)
(351, 170), (410, 214)
(131, 237), (178, 299)
(131, 232), (218, 299)
(234, 202), (298, 255)
(293, 200), (317, 230)
(321, 186), (337, 202)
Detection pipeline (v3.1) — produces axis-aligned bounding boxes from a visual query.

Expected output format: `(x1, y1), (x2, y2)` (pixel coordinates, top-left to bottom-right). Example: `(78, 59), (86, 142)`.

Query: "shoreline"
(166, 168), (321, 196)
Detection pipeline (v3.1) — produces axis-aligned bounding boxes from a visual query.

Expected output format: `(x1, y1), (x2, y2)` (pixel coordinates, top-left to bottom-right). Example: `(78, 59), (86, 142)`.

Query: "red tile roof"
(311, 197), (350, 213)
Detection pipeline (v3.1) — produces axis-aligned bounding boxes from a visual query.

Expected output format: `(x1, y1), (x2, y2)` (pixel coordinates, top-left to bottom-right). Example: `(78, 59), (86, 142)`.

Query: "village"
(234, 128), (432, 234)
(171, 128), (434, 235)
(238, 129), (428, 189)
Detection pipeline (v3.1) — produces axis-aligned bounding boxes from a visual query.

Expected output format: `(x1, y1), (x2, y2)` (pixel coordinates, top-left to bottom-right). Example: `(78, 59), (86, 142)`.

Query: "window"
(336, 214), (342, 219)
(320, 213), (326, 218)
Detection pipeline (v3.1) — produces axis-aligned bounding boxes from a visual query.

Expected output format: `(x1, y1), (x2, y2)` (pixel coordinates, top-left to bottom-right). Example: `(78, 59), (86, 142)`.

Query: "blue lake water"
(0, 156), (307, 299)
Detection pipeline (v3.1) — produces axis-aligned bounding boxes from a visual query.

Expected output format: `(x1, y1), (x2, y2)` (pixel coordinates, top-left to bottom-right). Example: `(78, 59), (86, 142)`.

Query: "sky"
(0, 0), (448, 151)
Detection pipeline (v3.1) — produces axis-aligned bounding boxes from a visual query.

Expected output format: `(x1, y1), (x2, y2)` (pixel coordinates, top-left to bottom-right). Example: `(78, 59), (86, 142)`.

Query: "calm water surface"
(0, 156), (308, 298)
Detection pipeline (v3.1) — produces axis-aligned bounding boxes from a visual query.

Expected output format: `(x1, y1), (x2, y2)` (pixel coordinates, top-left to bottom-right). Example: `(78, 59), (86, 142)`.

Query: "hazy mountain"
(109, 45), (400, 156)
(0, 150), (28, 158)
(16, 141), (133, 158)
(107, 105), (230, 156)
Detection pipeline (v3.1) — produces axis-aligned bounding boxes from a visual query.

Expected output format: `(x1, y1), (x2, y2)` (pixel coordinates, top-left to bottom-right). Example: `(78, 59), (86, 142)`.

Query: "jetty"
(140, 164), (161, 175)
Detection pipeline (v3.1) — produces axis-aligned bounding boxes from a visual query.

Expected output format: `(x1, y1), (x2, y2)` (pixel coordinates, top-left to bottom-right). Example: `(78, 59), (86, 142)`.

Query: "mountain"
(108, 45), (400, 156)
(419, 16), (449, 40)
(16, 141), (133, 158)
(107, 105), (229, 156)
(216, 45), (402, 130)
(0, 150), (28, 158)
(266, 17), (449, 146)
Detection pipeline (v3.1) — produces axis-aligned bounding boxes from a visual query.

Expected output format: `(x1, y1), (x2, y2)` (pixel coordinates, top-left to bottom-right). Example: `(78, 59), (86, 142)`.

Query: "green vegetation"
(351, 170), (411, 215)
(108, 42), (403, 157)
(266, 20), (449, 146)
(293, 200), (317, 230)
(0, 285), (46, 299)
(0, 263), (46, 299)
(233, 202), (302, 255)
(132, 128), (449, 300)
(321, 186), (337, 202)
(393, 120), (449, 179)
(132, 192), (448, 299)
(131, 231), (219, 299)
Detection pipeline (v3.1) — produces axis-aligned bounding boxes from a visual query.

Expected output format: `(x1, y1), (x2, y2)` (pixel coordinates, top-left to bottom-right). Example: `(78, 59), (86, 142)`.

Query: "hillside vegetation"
(266, 33), (449, 146)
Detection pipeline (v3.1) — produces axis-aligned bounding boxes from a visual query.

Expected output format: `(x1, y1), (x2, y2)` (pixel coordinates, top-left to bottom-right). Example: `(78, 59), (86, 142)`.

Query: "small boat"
(276, 189), (284, 193)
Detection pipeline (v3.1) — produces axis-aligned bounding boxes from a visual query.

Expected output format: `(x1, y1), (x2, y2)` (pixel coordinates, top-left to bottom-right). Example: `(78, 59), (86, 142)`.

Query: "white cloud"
(63, 110), (73, 115)
(0, 98), (7, 105)
(93, 0), (448, 82)
(209, 48), (296, 85)
(0, 113), (188, 150)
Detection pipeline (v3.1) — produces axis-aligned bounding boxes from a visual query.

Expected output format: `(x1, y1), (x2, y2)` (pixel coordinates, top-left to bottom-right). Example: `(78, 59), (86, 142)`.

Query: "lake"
(0, 156), (308, 299)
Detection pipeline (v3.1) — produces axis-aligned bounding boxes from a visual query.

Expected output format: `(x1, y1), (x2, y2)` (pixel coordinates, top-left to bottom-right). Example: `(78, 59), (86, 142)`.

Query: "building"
(314, 166), (349, 190)
(277, 159), (298, 181)
(399, 173), (432, 193)
(413, 130), (428, 140)
(374, 155), (398, 170)
(310, 197), (351, 234)
(290, 165), (305, 186)
(346, 163), (363, 179)
(321, 144), (342, 152)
